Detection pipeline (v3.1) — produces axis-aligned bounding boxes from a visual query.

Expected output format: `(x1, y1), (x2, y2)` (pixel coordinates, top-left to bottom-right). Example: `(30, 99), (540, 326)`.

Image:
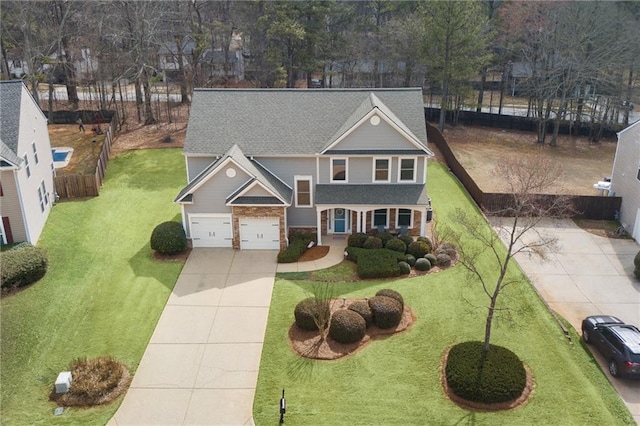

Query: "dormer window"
(331, 158), (347, 182)
(399, 157), (416, 182)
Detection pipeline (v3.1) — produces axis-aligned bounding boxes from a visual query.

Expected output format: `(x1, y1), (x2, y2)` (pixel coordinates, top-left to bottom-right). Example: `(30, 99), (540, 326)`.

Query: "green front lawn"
(253, 162), (633, 425)
(0, 148), (185, 424)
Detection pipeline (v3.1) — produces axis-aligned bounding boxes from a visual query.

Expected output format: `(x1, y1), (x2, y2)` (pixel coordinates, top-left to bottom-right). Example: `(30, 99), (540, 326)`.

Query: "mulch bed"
(298, 246), (330, 262)
(289, 298), (415, 360)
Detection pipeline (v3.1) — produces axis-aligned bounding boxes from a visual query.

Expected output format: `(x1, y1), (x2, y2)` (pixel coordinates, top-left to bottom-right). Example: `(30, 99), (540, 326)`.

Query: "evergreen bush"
(150, 221), (187, 254)
(329, 309), (366, 344)
(0, 244), (48, 289)
(368, 296), (403, 329)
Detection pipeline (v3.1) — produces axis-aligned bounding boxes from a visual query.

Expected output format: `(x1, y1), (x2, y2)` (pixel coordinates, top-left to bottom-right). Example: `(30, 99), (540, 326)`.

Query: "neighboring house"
(158, 39), (196, 74)
(175, 88), (433, 250)
(201, 48), (244, 81)
(0, 80), (55, 245)
(610, 119), (640, 242)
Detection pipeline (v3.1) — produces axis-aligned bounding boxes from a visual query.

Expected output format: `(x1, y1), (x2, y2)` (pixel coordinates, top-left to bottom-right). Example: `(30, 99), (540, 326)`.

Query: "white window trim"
(294, 175), (313, 208)
(40, 180), (49, 206)
(37, 185), (45, 212)
(372, 208), (389, 229)
(32, 142), (39, 164)
(396, 208), (413, 229)
(372, 157), (391, 183)
(398, 156), (417, 183)
(23, 154), (31, 178)
(330, 157), (348, 183)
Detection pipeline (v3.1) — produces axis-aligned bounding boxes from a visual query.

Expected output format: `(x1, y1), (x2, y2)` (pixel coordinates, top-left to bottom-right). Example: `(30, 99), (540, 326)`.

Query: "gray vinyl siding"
(0, 170), (27, 242)
(253, 157), (315, 186)
(187, 156), (216, 181)
(286, 206), (317, 227)
(611, 122), (640, 238)
(187, 164), (251, 213)
(318, 155), (427, 184)
(243, 185), (272, 197)
(334, 118), (422, 151)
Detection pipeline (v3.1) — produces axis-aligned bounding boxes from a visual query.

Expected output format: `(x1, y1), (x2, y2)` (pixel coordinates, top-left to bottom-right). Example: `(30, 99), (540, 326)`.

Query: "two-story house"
(610, 119), (640, 241)
(0, 80), (55, 245)
(175, 88), (433, 250)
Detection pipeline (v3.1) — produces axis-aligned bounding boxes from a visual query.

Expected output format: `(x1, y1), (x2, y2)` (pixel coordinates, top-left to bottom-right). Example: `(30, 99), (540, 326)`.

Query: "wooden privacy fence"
(53, 113), (117, 199)
(425, 121), (622, 221)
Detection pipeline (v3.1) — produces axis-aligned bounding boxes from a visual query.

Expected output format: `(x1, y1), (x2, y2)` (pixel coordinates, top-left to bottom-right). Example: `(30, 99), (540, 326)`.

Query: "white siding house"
(610, 119), (640, 242)
(0, 80), (55, 244)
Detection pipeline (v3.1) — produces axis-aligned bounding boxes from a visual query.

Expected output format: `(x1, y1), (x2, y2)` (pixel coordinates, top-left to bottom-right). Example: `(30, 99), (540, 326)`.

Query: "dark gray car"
(582, 315), (640, 378)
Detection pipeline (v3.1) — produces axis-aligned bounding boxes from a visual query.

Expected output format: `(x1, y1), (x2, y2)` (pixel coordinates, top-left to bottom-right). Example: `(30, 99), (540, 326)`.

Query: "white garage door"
(190, 215), (233, 248)
(239, 217), (280, 250)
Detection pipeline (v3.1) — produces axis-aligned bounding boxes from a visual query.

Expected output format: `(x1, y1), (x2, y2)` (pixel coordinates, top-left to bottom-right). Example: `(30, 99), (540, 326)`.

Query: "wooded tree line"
(1, 0), (638, 140)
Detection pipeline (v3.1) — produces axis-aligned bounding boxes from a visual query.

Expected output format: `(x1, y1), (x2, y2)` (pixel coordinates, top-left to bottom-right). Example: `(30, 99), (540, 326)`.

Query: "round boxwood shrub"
(385, 237), (407, 253)
(0, 244), (48, 290)
(407, 241), (430, 259)
(363, 236), (383, 250)
(415, 257), (432, 271)
(368, 296), (403, 329)
(398, 261), (411, 275)
(348, 232), (369, 248)
(329, 309), (366, 344)
(294, 298), (319, 331)
(424, 253), (437, 266)
(446, 341), (526, 404)
(405, 254), (416, 266)
(150, 221), (187, 254)
(436, 253), (452, 268)
(377, 232), (394, 247)
(398, 234), (414, 247)
(376, 289), (404, 309)
(417, 236), (433, 251)
(348, 300), (373, 327)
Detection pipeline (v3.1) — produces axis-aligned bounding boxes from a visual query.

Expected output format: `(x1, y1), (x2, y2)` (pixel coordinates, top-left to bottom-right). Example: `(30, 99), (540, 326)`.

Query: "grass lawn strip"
(0, 148), (185, 424)
(253, 162), (633, 425)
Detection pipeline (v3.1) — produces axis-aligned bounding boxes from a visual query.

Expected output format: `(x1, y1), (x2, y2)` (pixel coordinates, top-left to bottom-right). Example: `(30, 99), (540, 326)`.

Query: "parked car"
(582, 315), (640, 378)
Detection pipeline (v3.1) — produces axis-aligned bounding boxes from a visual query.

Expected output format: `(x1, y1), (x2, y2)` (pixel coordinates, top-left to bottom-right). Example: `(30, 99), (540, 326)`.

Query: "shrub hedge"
(347, 232), (369, 248)
(0, 244), (48, 289)
(357, 249), (404, 279)
(294, 298), (319, 331)
(150, 221), (187, 254)
(446, 341), (526, 404)
(348, 300), (373, 327)
(278, 238), (309, 263)
(329, 309), (366, 344)
(368, 296), (403, 329)
(385, 237), (407, 253)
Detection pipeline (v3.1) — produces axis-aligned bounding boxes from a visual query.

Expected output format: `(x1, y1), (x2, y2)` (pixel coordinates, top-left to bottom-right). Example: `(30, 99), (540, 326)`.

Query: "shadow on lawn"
(128, 243), (181, 291)
(453, 411), (477, 425)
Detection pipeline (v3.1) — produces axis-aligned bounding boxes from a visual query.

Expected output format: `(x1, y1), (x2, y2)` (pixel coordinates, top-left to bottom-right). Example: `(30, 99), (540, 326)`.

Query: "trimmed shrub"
(357, 249), (405, 279)
(329, 309), (366, 344)
(0, 244), (48, 289)
(417, 236), (433, 251)
(407, 240), (430, 259)
(440, 242), (457, 258)
(424, 253), (437, 266)
(405, 254), (417, 266)
(150, 221), (187, 254)
(347, 232), (369, 248)
(398, 234), (414, 248)
(414, 257), (431, 271)
(398, 261), (411, 275)
(289, 231), (317, 245)
(294, 298), (319, 331)
(278, 239), (308, 263)
(446, 341), (526, 404)
(345, 246), (363, 262)
(385, 237), (407, 253)
(368, 296), (403, 329)
(377, 232), (394, 247)
(376, 289), (404, 309)
(436, 253), (452, 268)
(363, 236), (383, 250)
(348, 300), (373, 327)
(634, 250), (640, 280)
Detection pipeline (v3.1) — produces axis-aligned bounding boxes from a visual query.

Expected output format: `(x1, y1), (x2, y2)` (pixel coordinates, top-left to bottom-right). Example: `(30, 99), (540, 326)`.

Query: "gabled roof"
(0, 80), (25, 157)
(184, 88), (430, 156)
(175, 144), (292, 204)
(0, 139), (23, 167)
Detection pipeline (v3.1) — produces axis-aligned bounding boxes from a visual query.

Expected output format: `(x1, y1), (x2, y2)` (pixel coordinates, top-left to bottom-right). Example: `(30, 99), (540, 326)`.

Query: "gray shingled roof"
(184, 88), (429, 156)
(315, 184), (429, 206)
(0, 80), (25, 163)
(229, 196), (284, 205)
(175, 144), (293, 203)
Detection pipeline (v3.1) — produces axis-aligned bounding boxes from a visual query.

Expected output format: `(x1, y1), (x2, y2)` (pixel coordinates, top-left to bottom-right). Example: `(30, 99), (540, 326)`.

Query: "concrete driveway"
(110, 249), (277, 426)
(491, 218), (640, 424)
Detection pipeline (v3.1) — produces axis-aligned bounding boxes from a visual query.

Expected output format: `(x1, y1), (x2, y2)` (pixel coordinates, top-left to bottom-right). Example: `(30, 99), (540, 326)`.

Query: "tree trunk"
(477, 67), (487, 112)
(134, 78), (143, 122)
(141, 68), (156, 125)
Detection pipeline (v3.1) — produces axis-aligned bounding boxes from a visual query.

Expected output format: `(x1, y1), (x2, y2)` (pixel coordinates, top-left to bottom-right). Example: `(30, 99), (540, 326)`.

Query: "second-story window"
(24, 155), (31, 178)
(32, 142), (39, 164)
(331, 158), (347, 182)
(373, 158), (390, 182)
(399, 157), (416, 182)
(295, 176), (312, 207)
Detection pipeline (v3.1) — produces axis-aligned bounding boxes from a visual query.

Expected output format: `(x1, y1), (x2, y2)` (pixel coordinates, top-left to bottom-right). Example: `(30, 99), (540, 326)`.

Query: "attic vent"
(226, 167), (236, 178)
(370, 116), (380, 126)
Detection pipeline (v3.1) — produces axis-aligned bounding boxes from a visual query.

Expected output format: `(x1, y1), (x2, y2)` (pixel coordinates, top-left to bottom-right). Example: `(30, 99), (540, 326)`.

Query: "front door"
(334, 208), (346, 233)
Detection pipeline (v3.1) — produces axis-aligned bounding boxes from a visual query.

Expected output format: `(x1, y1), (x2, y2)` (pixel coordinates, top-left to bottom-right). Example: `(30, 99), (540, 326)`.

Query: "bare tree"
(448, 152), (576, 374)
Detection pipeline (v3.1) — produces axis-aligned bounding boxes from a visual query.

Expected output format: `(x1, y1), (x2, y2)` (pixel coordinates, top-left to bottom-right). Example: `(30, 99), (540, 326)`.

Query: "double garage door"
(189, 215), (279, 250)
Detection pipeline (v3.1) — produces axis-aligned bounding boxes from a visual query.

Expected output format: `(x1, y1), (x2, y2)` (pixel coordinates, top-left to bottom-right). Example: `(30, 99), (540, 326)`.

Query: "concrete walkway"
(110, 242), (346, 426)
(491, 218), (640, 424)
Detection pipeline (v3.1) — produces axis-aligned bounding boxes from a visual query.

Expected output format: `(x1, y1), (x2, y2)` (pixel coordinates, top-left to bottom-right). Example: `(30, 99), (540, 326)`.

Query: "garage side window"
(295, 176), (313, 207)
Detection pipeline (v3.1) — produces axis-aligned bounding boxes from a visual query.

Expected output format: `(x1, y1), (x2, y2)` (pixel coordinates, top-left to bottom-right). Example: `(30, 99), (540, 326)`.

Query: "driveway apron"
(491, 218), (640, 424)
(110, 249), (277, 425)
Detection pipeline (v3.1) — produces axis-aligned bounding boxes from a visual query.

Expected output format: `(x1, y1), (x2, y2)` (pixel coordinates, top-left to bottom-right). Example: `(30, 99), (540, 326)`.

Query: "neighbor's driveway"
(110, 249), (277, 425)
(491, 218), (640, 424)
